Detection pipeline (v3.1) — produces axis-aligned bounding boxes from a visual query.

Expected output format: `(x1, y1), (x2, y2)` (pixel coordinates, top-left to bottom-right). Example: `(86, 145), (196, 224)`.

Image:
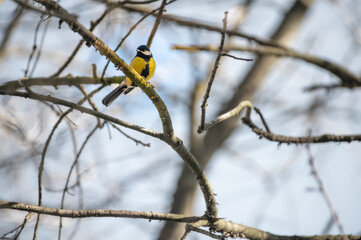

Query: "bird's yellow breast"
(125, 56), (156, 86)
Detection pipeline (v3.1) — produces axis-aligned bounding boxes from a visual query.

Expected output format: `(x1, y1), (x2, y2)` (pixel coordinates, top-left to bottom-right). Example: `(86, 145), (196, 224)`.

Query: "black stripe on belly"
(140, 62), (150, 79)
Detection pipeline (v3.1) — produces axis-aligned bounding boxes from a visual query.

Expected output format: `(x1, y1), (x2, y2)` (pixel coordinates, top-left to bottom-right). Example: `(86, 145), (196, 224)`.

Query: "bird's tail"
(102, 85), (127, 106)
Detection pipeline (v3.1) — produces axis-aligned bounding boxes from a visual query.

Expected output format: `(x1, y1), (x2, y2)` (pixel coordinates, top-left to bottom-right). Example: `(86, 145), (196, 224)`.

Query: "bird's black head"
(136, 45), (152, 60)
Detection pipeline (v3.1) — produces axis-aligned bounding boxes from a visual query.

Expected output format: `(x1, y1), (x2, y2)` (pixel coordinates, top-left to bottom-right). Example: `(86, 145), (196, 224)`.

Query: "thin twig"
(198, 11), (228, 133)
(122, 0), (160, 4)
(304, 83), (345, 91)
(306, 132), (347, 238)
(76, 84), (101, 126)
(119, 4), (284, 48)
(173, 44), (361, 88)
(51, 7), (114, 77)
(186, 224), (225, 239)
(65, 121), (82, 240)
(35, 104), (72, 240)
(24, 16), (42, 78)
(0, 89), (163, 139)
(222, 52), (253, 61)
(147, 0), (167, 48)
(92, 64), (98, 78)
(34, 84), (104, 240)
(0, 2), (26, 58)
(180, 225), (191, 240)
(253, 107), (271, 132)
(199, 100), (252, 133)
(101, 0), (176, 79)
(76, 84), (99, 111)
(0, 212), (34, 240)
(100, 9), (152, 79)
(29, 17), (51, 78)
(110, 123), (151, 147)
(58, 124), (100, 240)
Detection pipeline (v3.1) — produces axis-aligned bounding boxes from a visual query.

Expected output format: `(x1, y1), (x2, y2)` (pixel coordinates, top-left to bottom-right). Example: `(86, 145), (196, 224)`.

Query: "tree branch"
(0, 76), (125, 91)
(306, 136), (346, 236)
(117, 4), (285, 48)
(172, 44), (361, 88)
(199, 100), (252, 133)
(101, 0), (176, 78)
(0, 201), (359, 240)
(0, 2), (25, 58)
(146, 0), (167, 47)
(0, 89), (163, 139)
(242, 115), (361, 144)
(198, 11), (228, 133)
(0, 201), (203, 223)
(31, 0), (218, 220)
(51, 7), (114, 77)
(210, 219), (359, 240)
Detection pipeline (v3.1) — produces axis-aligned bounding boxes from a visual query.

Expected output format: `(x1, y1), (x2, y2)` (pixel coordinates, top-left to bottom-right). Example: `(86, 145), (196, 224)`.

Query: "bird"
(102, 45), (156, 107)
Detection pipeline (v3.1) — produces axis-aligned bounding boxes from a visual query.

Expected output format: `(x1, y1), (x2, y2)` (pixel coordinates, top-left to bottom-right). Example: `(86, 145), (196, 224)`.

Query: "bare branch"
(24, 17), (42, 78)
(0, 201), (359, 240)
(101, 0), (176, 78)
(1, 88), (218, 218)
(109, 123), (151, 147)
(76, 84), (101, 125)
(0, 76), (125, 91)
(221, 52), (253, 62)
(58, 124), (100, 240)
(242, 116), (361, 144)
(147, 0), (167, 48)
(253, 107), (271, 133)
(31, 0), (218, 219)
(0, 89), (162, 139)
(0, 3), (25, 58)
(199, 100), (252, 133)
(118, 4), (285, 48)
(0, 212), (34, 240)
(304, 83), (347, 91)
(28, 16), (51, 78)
(211, 219), (359, 240)
(102, 0), (160, 5)
(0, 201), (204, 223)
(173, 44), (361, 88)
(33, 0), (173, 135)
(183, 224), (224, 240)
(198, 11), (228, 133)
(306, 134), (347, 237)
(34, 85), (104, 238)
(51, 7), (114, 77)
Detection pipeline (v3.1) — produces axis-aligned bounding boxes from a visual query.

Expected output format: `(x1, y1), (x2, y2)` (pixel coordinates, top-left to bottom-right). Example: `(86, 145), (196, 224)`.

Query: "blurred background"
(0, 0), (360, 239)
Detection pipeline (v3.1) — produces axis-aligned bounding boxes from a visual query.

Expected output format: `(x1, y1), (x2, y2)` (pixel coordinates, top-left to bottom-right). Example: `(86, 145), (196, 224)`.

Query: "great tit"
(102, 45), (156, 106)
